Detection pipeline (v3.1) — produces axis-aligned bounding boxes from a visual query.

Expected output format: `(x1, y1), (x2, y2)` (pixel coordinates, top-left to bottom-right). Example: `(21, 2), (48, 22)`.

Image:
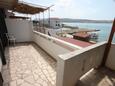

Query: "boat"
(89, 32), (99, 39)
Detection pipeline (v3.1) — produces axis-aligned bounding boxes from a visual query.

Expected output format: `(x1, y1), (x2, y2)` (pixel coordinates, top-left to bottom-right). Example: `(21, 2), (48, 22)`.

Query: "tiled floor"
(2, 43), (57, 86)
(1, 43), (115, 86)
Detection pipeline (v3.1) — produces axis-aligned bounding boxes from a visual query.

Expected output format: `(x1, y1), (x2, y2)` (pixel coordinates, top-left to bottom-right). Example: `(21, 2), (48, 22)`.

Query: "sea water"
(63, 22), (114, 43)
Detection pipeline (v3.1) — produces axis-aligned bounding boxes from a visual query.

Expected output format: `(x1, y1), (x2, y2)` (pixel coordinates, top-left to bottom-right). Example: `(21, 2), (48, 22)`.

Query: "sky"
(18, 0), (115, 20)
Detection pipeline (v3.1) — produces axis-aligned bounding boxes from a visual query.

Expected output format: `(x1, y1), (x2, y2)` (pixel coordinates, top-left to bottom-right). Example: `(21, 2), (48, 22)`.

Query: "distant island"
(59, 18), (113, 23)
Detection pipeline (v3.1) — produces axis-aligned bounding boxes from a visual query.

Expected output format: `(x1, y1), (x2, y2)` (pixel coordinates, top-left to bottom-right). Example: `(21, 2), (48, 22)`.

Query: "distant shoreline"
(59, 18), (113, 23)
(62, 21), (112, 24)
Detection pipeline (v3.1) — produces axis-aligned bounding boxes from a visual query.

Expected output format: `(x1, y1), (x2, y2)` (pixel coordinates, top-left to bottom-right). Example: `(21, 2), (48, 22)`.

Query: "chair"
(6, 33), (16, 46)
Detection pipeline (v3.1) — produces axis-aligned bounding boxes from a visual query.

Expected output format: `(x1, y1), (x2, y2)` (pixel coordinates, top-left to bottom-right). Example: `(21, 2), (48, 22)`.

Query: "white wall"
(44, 19), (62, 29)
(106, 44), (115, 70)
(5, 19), (33, 42)
(50, 20), (62, 29)
(56, 42), (106, 86)
(33, 31), (81, 60)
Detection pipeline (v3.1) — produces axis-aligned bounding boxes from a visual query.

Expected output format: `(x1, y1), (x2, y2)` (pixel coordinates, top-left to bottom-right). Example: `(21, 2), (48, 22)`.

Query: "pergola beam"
(0, 0), (18, 9)
(0, 0), (48, 14)
(13, 1), (47, 14)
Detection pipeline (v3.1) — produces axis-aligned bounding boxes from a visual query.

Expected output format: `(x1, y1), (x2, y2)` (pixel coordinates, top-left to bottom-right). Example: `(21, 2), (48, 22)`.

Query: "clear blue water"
(63, 22), (115, 43)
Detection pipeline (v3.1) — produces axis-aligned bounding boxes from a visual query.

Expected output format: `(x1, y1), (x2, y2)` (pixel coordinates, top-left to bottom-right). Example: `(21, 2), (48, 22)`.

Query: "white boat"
(90, 32), (99, 39)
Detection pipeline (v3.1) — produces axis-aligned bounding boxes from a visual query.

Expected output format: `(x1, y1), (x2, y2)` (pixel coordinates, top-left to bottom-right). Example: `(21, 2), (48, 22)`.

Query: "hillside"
(59, 18), (113, 23)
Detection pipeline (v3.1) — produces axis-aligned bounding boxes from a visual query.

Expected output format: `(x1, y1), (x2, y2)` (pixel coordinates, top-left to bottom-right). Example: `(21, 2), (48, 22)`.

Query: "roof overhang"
(0, 0), (18, 9)
(13, 1), (47, 14)
(0, 0), (47, 14)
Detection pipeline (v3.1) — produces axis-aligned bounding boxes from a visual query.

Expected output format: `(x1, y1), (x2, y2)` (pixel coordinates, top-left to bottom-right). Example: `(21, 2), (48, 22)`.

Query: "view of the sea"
(63, 22), (114, 43)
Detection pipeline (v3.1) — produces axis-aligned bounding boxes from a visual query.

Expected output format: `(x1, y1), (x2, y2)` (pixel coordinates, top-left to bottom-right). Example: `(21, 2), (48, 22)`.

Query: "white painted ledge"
(33, 31), (82, 60)
(57, 42), (107, 86)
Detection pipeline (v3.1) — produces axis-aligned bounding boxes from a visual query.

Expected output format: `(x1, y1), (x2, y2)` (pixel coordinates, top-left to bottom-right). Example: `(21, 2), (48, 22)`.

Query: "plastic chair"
(6, 33), (16, 46)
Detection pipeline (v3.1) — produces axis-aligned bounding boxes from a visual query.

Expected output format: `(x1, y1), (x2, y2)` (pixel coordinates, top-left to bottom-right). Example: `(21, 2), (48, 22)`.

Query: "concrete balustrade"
(33, 31), (107, 86)
(33, 31), (82, 60)
(57, 42), (106, 86)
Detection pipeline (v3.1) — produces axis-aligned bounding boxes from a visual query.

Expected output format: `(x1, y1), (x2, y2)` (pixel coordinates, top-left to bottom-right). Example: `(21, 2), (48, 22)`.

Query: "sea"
(63, 22), (115, 43)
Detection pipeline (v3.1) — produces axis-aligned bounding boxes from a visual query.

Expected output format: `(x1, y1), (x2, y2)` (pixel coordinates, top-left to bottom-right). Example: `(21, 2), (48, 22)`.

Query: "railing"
(57, 41), (106, 86)
(33, 31), (107, 86)
(33, 31), (82, 60)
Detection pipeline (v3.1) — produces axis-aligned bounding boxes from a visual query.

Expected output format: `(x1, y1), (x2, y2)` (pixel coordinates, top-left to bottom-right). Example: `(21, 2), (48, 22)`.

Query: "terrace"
(3, 43), (56, 86)
(2, 42), (115, 86)
(0, 0), (115, 86)
(1, 22), (115, 86)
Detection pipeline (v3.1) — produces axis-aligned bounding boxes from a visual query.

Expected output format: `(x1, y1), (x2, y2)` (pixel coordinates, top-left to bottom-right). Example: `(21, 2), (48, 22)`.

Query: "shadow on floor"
(76, 67), (115, 86)
(32, 43), (57, 71)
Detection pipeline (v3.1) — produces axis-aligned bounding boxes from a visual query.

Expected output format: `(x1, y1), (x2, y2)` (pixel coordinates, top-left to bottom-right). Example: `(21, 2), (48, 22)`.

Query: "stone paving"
(2, 43), (57, 86)
(2, 43), (115, 86)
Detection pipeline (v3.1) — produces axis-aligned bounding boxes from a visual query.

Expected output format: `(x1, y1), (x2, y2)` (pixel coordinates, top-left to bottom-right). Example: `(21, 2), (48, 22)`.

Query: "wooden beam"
(0, 38), (6, 65)
(0, 72), (3, 86)
(14, 2), (45, 14)
(101, 18), (115, 67)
